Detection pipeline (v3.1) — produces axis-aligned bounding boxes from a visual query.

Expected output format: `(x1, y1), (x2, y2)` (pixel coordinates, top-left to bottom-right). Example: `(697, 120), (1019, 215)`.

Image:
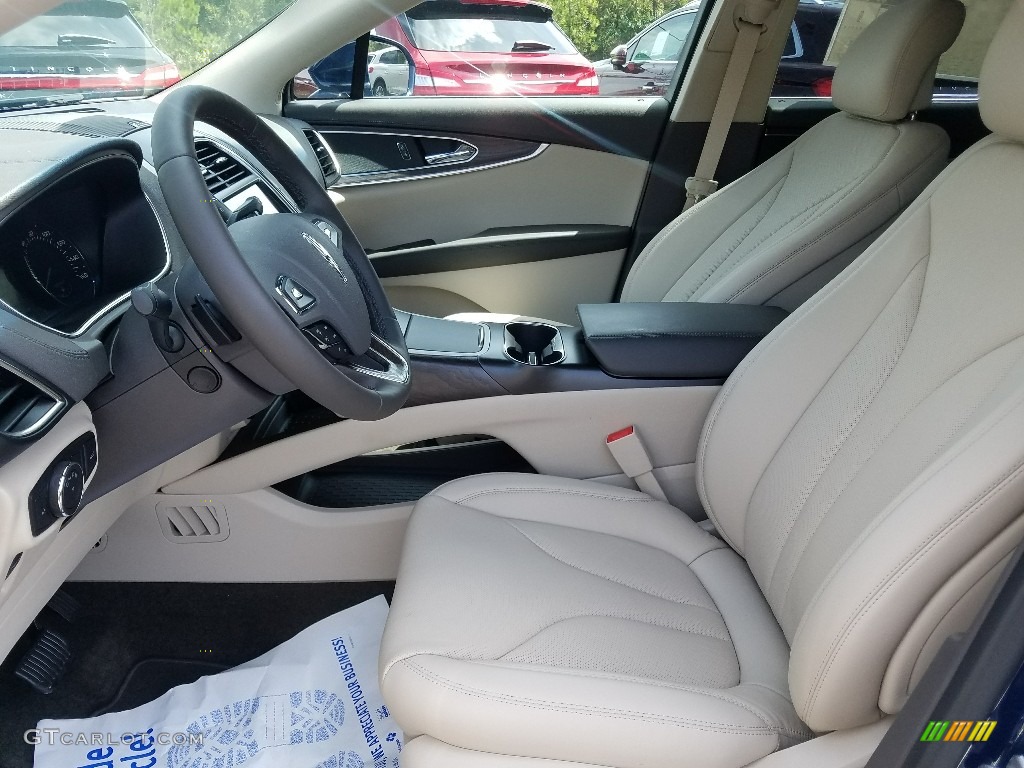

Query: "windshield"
(0, 0), (294, 108)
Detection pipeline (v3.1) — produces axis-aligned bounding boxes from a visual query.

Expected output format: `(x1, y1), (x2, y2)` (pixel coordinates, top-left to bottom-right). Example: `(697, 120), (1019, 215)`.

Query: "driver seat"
(378, 3), (1024, 767)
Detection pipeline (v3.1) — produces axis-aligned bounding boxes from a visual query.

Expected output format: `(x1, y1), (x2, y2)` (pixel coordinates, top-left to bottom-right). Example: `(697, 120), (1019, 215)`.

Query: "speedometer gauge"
(20, 227), (97, 306)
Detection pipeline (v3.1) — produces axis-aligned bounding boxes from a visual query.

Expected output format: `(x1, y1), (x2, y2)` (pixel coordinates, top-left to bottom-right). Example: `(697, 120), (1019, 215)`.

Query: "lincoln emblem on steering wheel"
(302, 232), (348, 284)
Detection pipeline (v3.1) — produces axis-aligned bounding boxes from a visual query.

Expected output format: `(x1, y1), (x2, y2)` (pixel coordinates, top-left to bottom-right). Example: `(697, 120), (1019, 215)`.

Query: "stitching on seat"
(761, 259), (928, 599)
(720, 123), (903, 302)
(684, 119), (899, 303)
(502, 518), (723, 614)
(458, 659), (808, 741)
(727, 134), (945, 303)
(715, 249), (932, 554)
(496, 613), (733, 659)
(401, 658), (779, 736)
(450, 487), (658, 505)
(468, 655), (802, 733)
(623, 150), (793, 301)
(775, 334), (1024, 610)
(695, 156), (962, 548)
(676, 176), (790, 301)
(801, 413), (1024, 719)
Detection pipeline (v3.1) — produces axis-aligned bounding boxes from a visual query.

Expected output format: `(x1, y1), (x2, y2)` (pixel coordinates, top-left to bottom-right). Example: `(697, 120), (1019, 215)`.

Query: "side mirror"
(291, 35), (415, 100)
(610, 45), (627, 70)
(366, 36), (415, 98)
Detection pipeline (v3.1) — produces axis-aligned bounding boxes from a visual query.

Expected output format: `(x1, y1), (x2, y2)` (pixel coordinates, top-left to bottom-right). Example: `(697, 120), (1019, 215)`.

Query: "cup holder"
(504, 322), (565, 366)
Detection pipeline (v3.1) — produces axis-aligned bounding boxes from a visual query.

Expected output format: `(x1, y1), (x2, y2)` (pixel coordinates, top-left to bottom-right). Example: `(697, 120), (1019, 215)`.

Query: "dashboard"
(0, 102), (329, 553)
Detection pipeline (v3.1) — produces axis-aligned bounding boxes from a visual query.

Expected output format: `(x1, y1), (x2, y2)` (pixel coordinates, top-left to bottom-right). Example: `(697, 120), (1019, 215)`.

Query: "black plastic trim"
(286, 96), (670, 159)
(369, 224), (631, 278)
(578, 302), (788, 379)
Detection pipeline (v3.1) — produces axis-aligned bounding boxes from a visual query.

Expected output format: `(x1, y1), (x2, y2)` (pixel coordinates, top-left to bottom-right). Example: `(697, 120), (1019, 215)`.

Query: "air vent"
(157, 501), (229, 543)
(194, 139), (255, 198)
(0, 363), (64, 438)
(303, 129), (340, 185)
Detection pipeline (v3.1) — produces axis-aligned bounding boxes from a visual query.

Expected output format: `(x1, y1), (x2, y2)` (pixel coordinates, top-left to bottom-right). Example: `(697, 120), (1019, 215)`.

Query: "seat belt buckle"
(685, 176), (720, 206)
(606, 426), (668, 502)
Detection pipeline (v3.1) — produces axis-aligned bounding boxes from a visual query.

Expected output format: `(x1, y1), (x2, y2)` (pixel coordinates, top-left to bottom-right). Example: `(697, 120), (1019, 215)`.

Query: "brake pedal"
(15, 628), (71, 694)
(44, 589), (82, 623)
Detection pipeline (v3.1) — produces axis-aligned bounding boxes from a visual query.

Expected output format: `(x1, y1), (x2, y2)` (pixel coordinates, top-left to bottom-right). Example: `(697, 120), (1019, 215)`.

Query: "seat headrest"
(832, 0), (965, 122)
(980, 0), (1024, 142)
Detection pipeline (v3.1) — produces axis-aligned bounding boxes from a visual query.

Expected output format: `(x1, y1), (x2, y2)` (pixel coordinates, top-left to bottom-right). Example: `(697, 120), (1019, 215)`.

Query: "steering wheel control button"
(276, 276), (317, 314)
(305, 321), (344, 350)
(48, 461), (85, 519)
(314, 220), (340, 246)
(186, 366), (222, 394)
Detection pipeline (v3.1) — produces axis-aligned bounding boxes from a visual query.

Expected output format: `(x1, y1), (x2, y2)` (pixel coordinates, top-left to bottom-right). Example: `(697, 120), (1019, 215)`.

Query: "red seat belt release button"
(606, 425), (668, 501)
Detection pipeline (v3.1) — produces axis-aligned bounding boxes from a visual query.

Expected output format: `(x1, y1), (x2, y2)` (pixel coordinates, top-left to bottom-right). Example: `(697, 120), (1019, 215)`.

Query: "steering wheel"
(151, 85), (410, 420)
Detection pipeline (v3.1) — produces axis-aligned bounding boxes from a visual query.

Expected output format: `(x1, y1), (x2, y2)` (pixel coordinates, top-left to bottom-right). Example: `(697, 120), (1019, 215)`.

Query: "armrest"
(577, 302), (788, 379)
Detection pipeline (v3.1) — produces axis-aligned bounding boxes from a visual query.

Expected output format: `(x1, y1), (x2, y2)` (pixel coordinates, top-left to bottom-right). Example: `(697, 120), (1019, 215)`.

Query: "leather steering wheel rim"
(151, 85), (410, 420)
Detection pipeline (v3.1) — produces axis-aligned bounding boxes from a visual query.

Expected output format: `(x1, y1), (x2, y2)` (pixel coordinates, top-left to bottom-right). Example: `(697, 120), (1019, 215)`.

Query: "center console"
(395, 301), (789, 407)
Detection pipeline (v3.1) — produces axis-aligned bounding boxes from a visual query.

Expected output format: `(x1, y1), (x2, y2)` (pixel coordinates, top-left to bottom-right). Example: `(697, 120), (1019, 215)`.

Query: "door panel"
(289, 95), (661, 319)
(330, 142), (647, 250)
(381, 249), (626, 324)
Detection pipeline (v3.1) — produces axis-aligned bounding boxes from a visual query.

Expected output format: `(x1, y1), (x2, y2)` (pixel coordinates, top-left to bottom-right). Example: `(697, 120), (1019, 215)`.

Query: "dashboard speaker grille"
(0, 363), (64, 438)
(303, 129), (340, 186)
(194, 140), (254, 198)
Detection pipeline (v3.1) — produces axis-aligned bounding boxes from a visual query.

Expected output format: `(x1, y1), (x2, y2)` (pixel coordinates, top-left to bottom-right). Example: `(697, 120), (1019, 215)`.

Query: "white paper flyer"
(31, 595), (402, 768)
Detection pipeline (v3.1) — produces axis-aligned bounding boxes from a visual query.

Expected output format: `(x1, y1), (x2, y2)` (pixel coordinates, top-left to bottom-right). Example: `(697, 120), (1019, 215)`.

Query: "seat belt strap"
(606, 426), (668, 502)
(684, 3), (774, 210)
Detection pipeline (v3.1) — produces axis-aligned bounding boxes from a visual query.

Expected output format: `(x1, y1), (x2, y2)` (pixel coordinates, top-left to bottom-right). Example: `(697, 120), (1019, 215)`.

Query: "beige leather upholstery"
(402, 0), (962, 321)
(380, 3), (1024, 766)
(381, 474), (811, 768)
(979, 0), (1024, 144)
(831, 0), (965, 121)
(384, 285), (486, 316)
(619, 112), (949, 309)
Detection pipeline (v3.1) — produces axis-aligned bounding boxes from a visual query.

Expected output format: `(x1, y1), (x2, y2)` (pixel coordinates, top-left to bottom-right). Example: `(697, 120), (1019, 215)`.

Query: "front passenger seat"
(403, 0), (964, 318)
(378, 0), (1024, 766)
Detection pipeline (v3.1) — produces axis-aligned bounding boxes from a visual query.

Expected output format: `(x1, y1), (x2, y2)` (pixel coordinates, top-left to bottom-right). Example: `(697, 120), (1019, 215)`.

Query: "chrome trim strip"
(349, 333), (411, 384)
(768, 93), (979, 107)
(0, 356), (68, 438)
(408, 321), (490, 358)
(313, 129), (548, 187)
(0, 157), (172, 339)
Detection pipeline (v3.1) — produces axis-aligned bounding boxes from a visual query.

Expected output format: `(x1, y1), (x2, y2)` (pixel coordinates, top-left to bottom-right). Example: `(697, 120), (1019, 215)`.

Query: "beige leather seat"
(379, 2), (1024, 766)
(395, 0), (965, 320)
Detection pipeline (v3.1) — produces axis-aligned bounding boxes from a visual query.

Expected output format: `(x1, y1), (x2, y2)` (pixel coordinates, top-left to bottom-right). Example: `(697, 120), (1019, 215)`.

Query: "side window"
(633, 14), (695, 62)
(772, 0), (1014, 101)
(290, 0), (705, 100)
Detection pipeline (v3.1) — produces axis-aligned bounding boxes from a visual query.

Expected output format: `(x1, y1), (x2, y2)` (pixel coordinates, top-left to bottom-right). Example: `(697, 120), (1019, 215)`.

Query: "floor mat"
(0, 581), (393, 768)
(31, 597), (398, 768)
(92, 659), (229, 716)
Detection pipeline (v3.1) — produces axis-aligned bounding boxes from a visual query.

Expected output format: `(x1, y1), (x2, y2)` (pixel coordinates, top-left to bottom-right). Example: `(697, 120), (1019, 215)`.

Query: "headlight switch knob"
(48, 461), (85, 518)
